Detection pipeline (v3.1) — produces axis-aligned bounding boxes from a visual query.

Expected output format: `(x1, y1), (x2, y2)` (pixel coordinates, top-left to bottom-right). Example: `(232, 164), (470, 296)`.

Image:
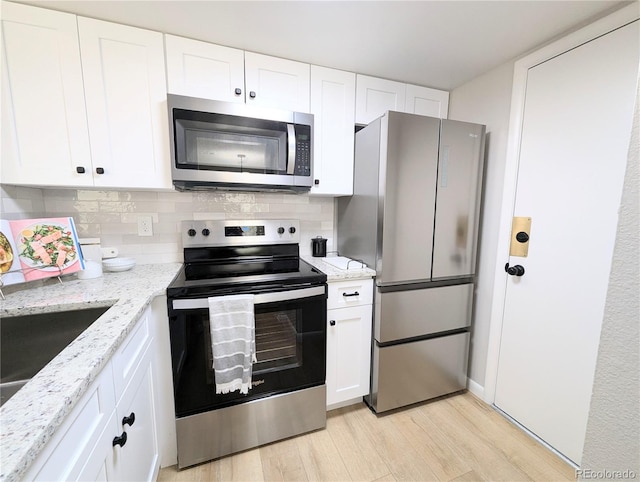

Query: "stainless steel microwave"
(167, 94), (313, 192)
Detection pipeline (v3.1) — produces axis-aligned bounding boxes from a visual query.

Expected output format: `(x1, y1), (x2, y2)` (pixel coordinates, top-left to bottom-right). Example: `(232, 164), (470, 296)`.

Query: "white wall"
(448, 61), (515, 391)
(580, 86), (639, 477)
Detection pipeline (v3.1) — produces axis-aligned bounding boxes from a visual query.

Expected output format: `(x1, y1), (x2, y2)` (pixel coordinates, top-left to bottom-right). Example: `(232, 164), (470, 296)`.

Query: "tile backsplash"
(1, 186), (336, 264)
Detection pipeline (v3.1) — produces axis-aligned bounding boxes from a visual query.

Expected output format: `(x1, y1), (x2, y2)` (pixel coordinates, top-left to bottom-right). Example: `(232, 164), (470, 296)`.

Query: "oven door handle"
(171, 286), (325, 310)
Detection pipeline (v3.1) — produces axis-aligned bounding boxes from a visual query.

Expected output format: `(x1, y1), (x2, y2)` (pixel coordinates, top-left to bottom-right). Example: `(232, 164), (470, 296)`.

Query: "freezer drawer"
(370, 332), (469, 413)
(375, 283), (473, 343)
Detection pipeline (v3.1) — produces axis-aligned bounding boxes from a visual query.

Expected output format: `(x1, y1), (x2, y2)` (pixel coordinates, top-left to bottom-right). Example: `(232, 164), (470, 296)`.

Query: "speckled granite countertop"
(301, 255), (376, 281)
(0, 263), (181, 482)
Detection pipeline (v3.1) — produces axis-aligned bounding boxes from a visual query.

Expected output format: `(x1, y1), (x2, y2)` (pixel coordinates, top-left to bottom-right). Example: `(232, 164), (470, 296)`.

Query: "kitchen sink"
(0, 306), (111, 407)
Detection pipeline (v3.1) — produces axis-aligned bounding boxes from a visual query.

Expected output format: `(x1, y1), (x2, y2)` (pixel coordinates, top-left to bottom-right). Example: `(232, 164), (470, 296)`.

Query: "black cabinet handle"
(122, 412), (135, 427)
(112, 432), (127, 447)
(76, 166), (86, 174)
(342, 291), (359, 297)
(234, 88), (242, 96)
(329, 320), (336, 326)
(249, 91), (256, 99)
(95, 167), (105, 175)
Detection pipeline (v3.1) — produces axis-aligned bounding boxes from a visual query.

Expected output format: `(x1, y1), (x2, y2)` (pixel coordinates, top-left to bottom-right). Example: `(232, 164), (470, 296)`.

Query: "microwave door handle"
(286, 124), (296, 175)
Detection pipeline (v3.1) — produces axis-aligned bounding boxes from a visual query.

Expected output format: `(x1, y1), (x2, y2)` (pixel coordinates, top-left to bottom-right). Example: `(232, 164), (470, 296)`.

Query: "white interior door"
(494, 20), (638, 466)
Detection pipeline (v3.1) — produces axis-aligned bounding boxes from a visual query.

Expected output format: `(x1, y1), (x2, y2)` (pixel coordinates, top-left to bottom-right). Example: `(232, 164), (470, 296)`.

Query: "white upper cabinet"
(244, 52), (310, 113)
(1, 2), (92, 186)
(164, 37), (310, 113)
(355, 74), (449, 125)
(310, 66), (356, 196)
(355, 75), (406, 125)
(405, 84), (449, 118)
(164, 35), (245, 103)
(79, 18), (171, 189)
(1, 4), (171, 190)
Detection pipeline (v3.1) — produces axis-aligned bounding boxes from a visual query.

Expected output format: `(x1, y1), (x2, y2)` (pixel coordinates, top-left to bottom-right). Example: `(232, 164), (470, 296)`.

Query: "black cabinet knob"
(329, 320), (336, 326)
(112, 432), (127, 447)
(505, 263), (525, 277)
(76, 166), (86, 174)
(122, 412), (135, 427)
(249, 91), (256, 99)
(515, 231), (530, 243)
(95, 167), (105, 175)
(289, 227), (296, 234)
(202, 228), (211, 236)
(187, 229), (197, 237)
(314, 179), (320, 185)
(277, 227), (285, 234)
(234, 88), (242, 96)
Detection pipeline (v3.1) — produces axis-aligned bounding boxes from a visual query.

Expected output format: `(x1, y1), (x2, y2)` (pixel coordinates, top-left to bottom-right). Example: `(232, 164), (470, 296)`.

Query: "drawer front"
(327, 279), (373, 309)
(112, 305), (152, 402)
(371, 332), (469, 413)
(376, 283), (473, 343)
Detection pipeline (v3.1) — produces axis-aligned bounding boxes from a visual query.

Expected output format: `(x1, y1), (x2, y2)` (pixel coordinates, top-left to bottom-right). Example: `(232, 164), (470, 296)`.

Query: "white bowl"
(102, 257), (136, 272)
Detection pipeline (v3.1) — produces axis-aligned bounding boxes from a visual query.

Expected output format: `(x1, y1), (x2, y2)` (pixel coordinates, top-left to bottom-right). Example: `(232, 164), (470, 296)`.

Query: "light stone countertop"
(301, 255), (376, 281)
(0, 263), (182, 482)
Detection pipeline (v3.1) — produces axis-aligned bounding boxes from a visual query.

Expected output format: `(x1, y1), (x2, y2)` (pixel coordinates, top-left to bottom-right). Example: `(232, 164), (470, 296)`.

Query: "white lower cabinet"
(326, 278), (373, 409)
(22, 300), (166, 481)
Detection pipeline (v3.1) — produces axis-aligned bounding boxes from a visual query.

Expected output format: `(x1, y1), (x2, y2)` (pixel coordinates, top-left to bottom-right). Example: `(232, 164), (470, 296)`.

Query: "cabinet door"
(355, 74), (406, 125)
(405, 84), (449, 119)
(1, 2), (93, 187)
(78, 17), (171, 189)
(326, 304), (373, 407)
(244, 52), (310, 112)
(112, 362), (159, 482)
(165, 34), (245, 103)
(310, 66), (356, 196)
(75, 412), (119, 481)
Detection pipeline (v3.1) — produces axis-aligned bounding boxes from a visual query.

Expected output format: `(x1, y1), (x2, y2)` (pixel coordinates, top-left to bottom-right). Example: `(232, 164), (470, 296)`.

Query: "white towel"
(208, 294), (257, 395)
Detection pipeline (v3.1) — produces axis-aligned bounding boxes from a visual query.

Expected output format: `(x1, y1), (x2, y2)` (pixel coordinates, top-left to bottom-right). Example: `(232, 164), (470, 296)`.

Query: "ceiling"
(15, 0), (633, 91)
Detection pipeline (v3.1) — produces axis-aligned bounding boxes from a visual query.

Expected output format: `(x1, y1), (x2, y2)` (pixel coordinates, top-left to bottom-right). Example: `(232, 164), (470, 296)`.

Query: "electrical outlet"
(137, 215), (153, 237)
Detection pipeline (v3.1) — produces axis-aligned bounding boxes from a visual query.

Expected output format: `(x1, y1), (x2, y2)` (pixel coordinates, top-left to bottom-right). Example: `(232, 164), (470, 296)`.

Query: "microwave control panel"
(295, 125), (312, 177)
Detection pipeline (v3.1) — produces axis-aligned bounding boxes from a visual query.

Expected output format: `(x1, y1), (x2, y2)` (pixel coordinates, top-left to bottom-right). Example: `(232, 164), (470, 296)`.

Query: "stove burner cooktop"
(167, 219), (326, 298)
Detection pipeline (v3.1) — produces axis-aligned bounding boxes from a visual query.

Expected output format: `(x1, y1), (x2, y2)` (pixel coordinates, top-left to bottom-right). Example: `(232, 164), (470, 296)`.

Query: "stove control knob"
(277, 227), (285, 234)
(187, 228), (197, 237)
(202, 228), (210, 236)
(289, 226), (296, 234)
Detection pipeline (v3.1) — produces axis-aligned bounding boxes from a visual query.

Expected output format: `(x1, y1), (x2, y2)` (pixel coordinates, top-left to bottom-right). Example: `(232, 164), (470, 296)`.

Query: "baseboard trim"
(467, 378), (484, 399)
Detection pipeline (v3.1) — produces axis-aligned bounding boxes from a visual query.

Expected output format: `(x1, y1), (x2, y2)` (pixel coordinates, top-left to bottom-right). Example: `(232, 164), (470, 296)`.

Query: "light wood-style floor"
(157, 392), (575, 482)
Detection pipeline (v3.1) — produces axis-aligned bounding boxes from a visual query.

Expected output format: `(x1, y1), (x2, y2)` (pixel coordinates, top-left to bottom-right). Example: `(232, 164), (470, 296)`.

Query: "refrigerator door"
(369, 332), (469, 413)
(432, 120), (485, 280)
(378, 112), (439, 285)
(374, 283), (473, 343)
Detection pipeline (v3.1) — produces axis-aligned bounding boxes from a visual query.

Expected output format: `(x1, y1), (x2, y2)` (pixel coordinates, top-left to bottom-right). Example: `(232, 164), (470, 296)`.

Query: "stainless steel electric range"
(166, 219), (327, 469)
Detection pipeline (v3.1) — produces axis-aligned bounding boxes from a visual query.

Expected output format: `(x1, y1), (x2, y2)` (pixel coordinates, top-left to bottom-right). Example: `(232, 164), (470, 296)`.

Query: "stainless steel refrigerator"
(337, 111), (485, 413)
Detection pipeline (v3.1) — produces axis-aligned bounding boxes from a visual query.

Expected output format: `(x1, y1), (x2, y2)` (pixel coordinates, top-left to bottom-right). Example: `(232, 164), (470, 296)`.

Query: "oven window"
(255, 309), (301, 371)
(203, 308), (302, 384)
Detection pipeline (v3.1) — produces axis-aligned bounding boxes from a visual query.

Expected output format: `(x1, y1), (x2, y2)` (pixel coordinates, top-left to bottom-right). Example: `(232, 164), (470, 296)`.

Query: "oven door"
(168, 285), (326, 418)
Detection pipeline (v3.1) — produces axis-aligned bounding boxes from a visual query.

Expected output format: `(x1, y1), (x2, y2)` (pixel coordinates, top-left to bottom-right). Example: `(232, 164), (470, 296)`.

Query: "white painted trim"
(467, 378), (484, 399)
(483, 4), (640, 405)
(326, 397), (365, 412)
